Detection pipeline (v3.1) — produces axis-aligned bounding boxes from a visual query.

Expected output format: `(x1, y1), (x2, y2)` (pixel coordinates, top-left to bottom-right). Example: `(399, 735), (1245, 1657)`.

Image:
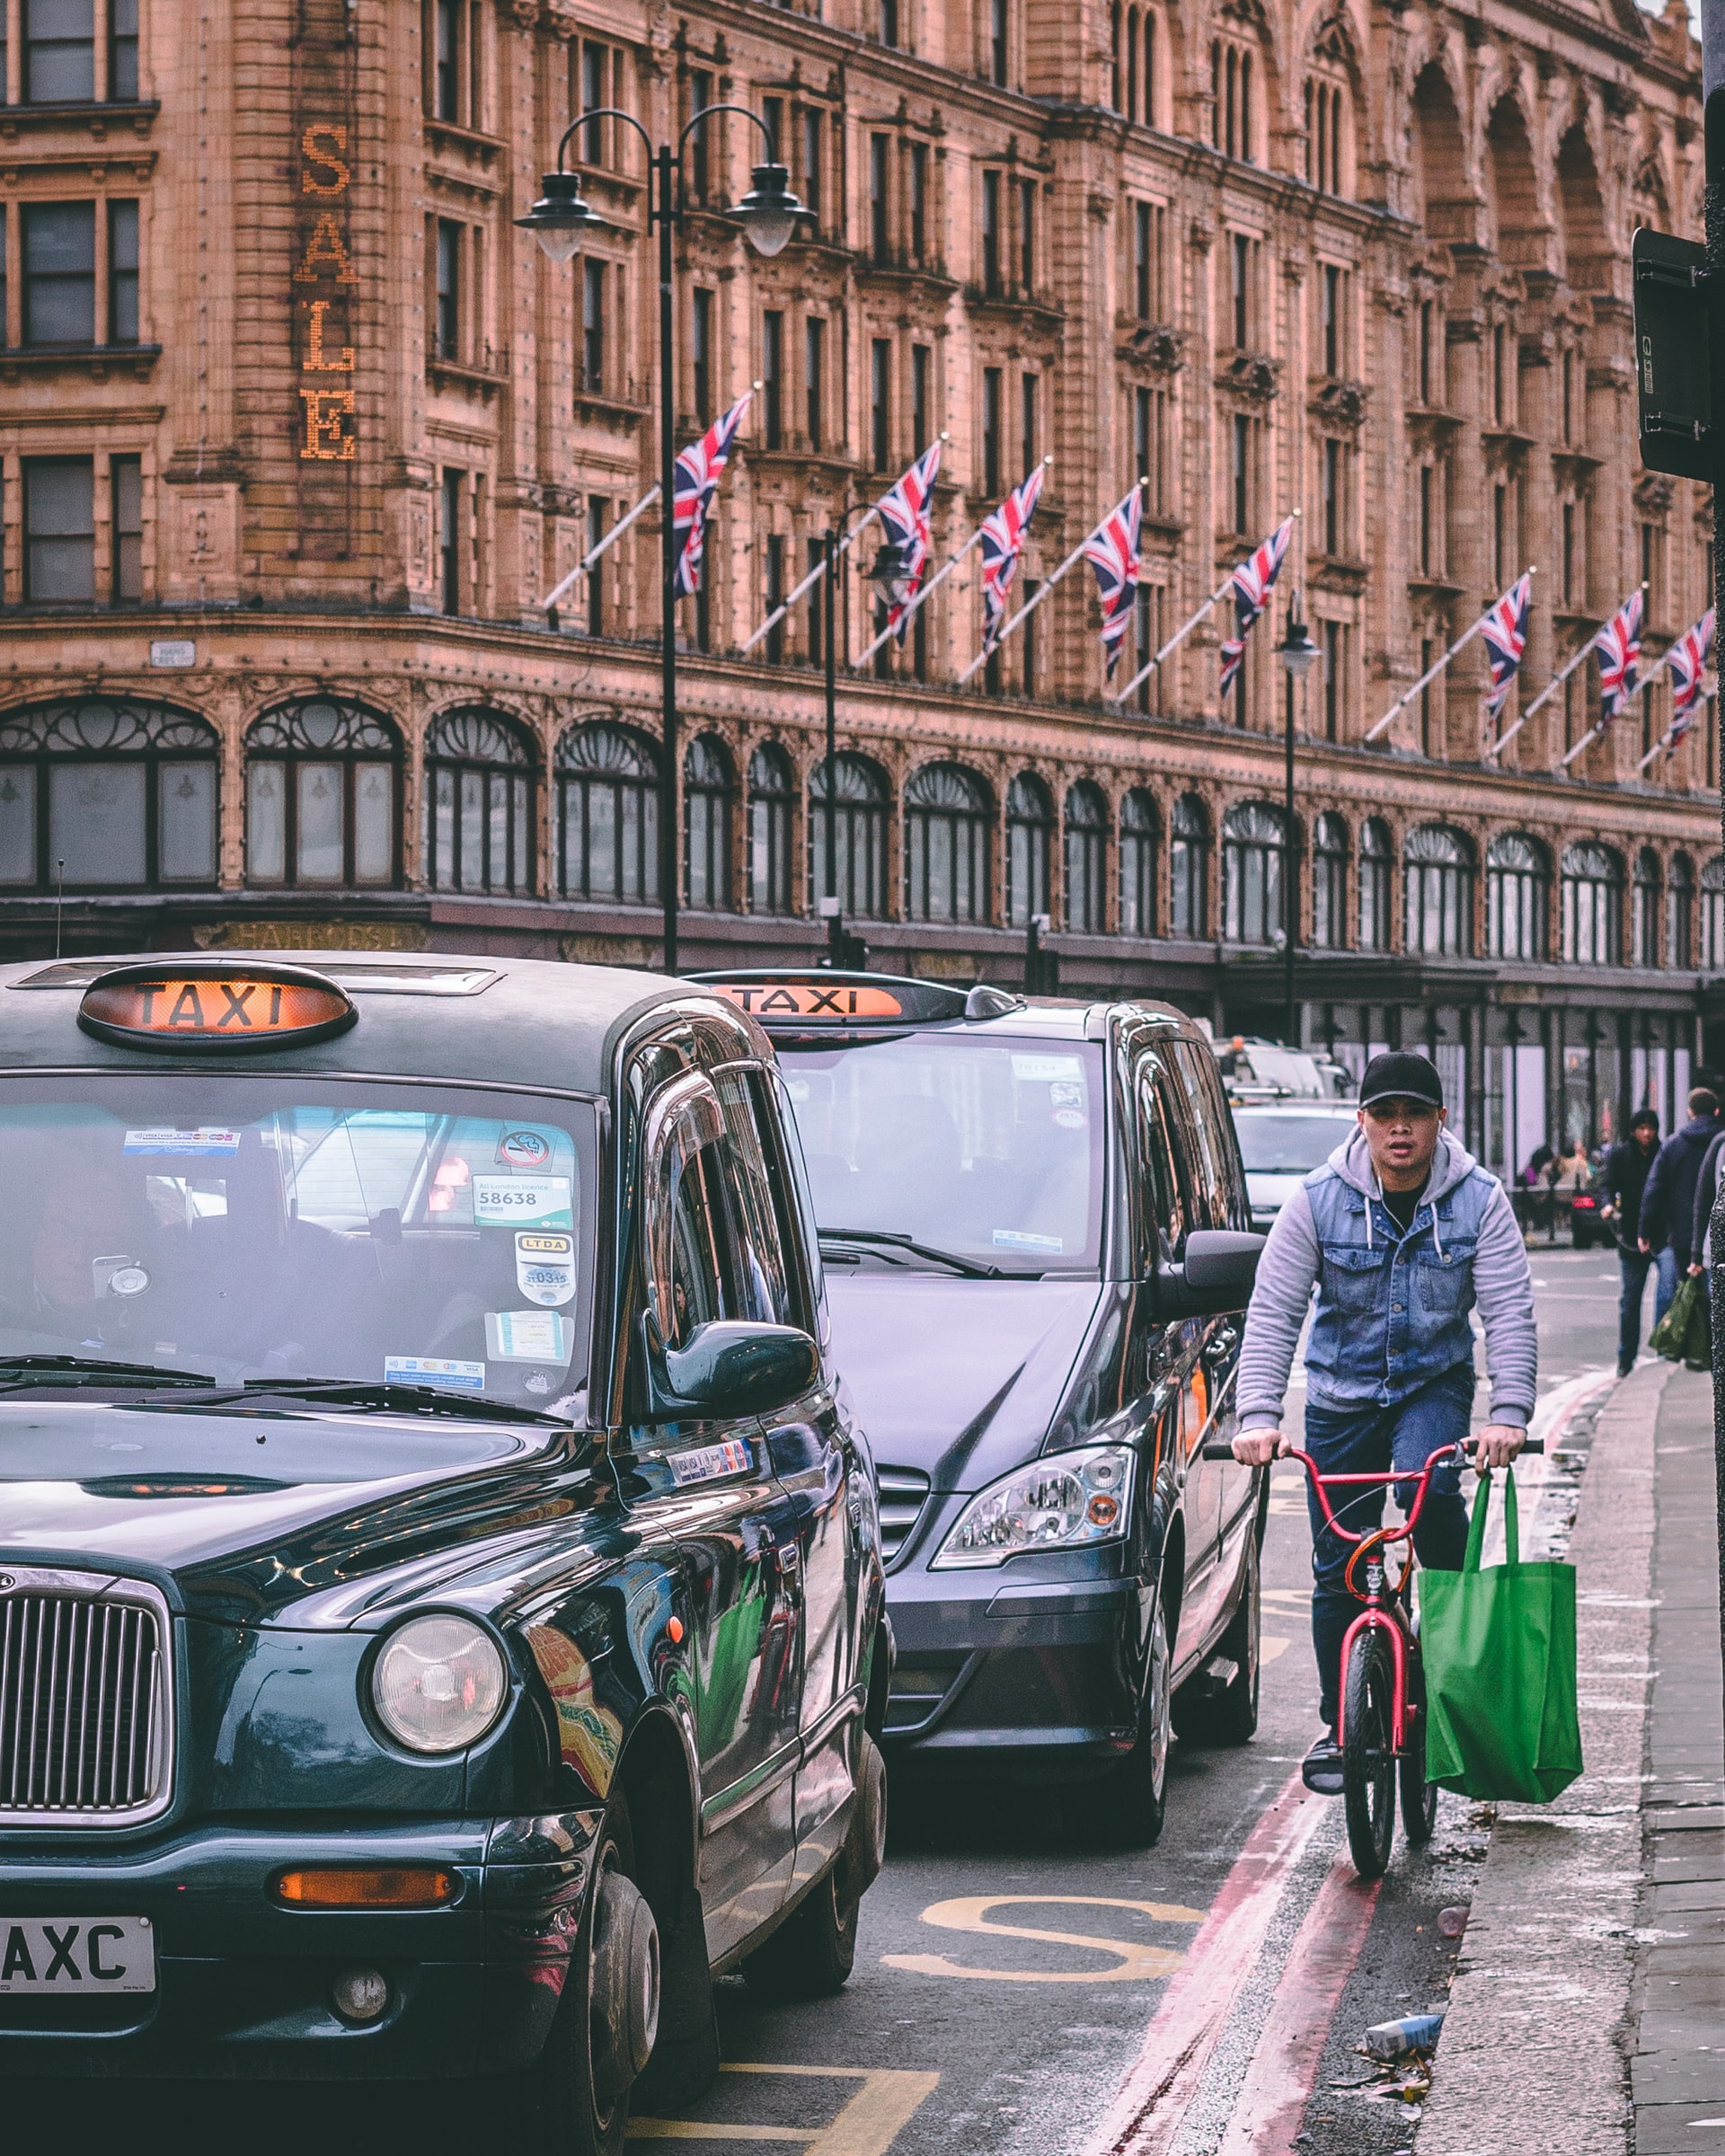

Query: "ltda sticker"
(516, 1230), (575, 1307)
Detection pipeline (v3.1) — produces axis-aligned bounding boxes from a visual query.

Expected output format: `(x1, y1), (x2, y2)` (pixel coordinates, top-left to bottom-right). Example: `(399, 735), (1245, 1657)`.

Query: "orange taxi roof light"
(79, 962), (357, 1052)
(712, 981), (906, 1020)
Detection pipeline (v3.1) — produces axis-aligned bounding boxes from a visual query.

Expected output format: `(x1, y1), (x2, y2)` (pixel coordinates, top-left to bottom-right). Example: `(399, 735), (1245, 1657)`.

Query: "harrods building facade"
(0, 0), (1715, 1170)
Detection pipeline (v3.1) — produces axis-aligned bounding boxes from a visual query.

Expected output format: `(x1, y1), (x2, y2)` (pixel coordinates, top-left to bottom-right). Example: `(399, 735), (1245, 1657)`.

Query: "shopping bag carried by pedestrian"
(1419, 1466), (1582, 1804)
(1650, 1271), (1711, 1370)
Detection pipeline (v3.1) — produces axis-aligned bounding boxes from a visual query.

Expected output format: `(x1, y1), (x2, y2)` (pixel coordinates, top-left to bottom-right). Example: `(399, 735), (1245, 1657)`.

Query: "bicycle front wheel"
(1341, 1627), (1397, 1879)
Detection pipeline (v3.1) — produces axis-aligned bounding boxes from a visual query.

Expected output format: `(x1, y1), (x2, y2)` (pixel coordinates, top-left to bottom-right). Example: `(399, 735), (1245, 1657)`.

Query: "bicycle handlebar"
(1199, 1436), (1544, 1461)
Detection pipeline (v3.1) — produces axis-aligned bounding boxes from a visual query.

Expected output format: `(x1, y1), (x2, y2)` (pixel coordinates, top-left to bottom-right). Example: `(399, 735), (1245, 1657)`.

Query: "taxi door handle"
(771, 1542), (803, 1599)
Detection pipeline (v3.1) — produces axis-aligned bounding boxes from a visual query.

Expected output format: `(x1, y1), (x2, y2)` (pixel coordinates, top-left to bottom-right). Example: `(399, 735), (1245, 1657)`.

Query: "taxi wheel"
(742, 1735), (885, 2001)
(1093, 1595), (1172, 1849)
(514, 1800), (661, 2155)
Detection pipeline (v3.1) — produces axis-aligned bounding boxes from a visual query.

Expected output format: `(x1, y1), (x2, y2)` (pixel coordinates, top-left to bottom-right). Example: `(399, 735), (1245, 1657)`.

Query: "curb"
(1414, 1359), (1667, 2156)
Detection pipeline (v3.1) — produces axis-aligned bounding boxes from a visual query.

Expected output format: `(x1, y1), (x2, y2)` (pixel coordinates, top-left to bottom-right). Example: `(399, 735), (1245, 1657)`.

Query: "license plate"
(0, 1915), (155, 1994)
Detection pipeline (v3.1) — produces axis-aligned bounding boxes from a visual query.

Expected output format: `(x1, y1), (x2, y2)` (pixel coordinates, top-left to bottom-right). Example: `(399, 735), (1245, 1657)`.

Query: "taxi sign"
(78, 962), (358, 1052)
(694, 969), (1022, 1029)
(711, 980), (909, 1021)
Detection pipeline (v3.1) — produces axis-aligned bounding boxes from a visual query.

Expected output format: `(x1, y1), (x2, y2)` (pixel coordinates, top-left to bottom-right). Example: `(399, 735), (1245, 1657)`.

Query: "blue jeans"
(1654, 1247), (1681, 1326)
(1301, 1368), (1473, 1728)
(1618, 1247), (1653, 1368)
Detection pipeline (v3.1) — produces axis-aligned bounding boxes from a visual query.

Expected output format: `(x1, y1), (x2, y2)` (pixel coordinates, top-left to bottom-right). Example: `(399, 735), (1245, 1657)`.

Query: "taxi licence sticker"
(384, 1356), (486, 1392)
(123, 1128), (242, 1156)
(1011, 1053), (1084, 1082)
(497, 1128), (553, 1171)
(485, 1310), (571, 1364)
(472, 1175), (572, 1229)
(516, 1231), (576, 1307)
(669, 1437), (754, 1487)
(994, 1228), (1065, 1252)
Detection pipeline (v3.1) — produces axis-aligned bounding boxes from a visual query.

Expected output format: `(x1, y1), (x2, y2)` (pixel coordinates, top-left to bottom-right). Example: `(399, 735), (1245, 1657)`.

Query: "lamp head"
(869, 537), (918, 610)
(730, 163), (808, 257)
(1278, 595), (1321, 681)
(515, 171), (613, 263)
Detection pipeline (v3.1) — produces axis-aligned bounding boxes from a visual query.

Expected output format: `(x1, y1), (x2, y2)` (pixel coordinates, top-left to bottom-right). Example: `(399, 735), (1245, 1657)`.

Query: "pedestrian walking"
(1602, 1108), (1661, 1375)
(1684, 1118), (1725, 1368)
(1232, 1051), (1536, 1795)
(1638, 1086), (1721, 1323)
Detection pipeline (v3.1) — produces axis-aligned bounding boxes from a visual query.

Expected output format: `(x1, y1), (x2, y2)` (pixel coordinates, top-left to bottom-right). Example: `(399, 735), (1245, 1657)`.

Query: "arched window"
(1632, 847), (1662, 968)
(1561, 842), (1623, 966)
(1210, 38), (1253, 162)
(1358, 817), (1392, 950)
(1110, 0), (1122, 111)
(684, 735), (733, 911)
(1669, 852), (1695, 970)
(1005, 772), (1052, 927)
(1065, 781), (1108, 933)
(0, 697), (218, 892)
(1403, 826), (1474, 956)
(555, 720), (659, 903)
(1223, 800), (1286, 945)
(907, 763), (991, 923)
(748, 744), (795, 915)
(1304, 22), (1353, 197)
(809, 753), (889, 920)
(1170, 792), (1208, 938)
(1119, 788), (1157, 937)
(1126, 7), (1139, 120)
(1697, 856), (1723, 971)
(1312, 813), (1349, 950)
(425, 707), (535, 896)
(1486, 832), (1549, 960)
(246, 696), (399, 888)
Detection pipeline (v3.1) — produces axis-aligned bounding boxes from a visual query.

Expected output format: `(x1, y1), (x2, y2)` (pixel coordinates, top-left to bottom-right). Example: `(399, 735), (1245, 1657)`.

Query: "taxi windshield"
(778, 1033), (1104, 1275)
(0, 1075), (594, 1409)
(1233, 1110), (1357, 1174)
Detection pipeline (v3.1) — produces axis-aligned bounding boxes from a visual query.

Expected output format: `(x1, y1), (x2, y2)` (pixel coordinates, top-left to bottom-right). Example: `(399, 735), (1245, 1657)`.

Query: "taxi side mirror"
(1155, 1229), (1265, 1320)
(642, 1318), (818, 1422)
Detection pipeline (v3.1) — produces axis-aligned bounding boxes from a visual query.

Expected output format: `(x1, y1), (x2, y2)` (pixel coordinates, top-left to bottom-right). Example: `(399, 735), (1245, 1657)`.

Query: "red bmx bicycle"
(1205, 1434), (1544, 1878)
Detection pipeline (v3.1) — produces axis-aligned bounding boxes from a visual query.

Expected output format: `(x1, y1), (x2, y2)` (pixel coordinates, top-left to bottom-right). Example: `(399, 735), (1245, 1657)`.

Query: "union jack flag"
(1482, 571), (1534, 720)
(672, 390), (752, 599)
(1593, 588), (1643, 725)
(1666, 605), (1716, 747)
(875, 440), (944, 642)
(1218, 516), (1296, 697)
(1082, 486), (1143, 679)
(978, 464), (1046, 653)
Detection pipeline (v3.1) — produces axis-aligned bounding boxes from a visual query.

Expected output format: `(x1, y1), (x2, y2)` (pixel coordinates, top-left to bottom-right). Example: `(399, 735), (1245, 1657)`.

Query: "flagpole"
(742, 510), (879, 655)
(1110, 509), (1299, 707)
(1510, 583), (1651, 767)
(1638, 684), (1717, 771)
(1364, 566), (1537, 746)
(538, 484), (660, 613)
(958, 478), (1142, 687)
(854, 517), (992, 667)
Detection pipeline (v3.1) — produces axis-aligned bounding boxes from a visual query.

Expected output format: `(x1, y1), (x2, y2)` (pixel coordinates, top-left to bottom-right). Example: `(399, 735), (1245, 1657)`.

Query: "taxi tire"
(509, 1799), (659, 2156)
(1092, 1594), (1172, 1849)
(741, 1736), (885, 2001)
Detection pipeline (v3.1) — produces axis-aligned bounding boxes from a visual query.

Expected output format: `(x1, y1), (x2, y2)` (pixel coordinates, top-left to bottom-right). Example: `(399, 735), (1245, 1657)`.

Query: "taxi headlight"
(371, 1615), (508, 1754)
(929, 1445), (1135, 1570)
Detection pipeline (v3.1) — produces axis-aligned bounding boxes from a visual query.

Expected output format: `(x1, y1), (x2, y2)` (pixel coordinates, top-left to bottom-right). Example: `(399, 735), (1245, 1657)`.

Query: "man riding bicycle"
(1231, 1052), (1536, 1793)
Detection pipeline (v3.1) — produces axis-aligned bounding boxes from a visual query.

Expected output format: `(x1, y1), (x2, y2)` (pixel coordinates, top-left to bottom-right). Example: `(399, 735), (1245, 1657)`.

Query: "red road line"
(1081, 1772), (1331, 2156)
(1213, 1850), (1382, 2154)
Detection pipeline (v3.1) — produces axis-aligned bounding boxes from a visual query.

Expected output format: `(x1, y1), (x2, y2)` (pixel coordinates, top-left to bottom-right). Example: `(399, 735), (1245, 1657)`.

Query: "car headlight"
(930, 1445), (1135, 1570)
(371, 1614), (508, 1754)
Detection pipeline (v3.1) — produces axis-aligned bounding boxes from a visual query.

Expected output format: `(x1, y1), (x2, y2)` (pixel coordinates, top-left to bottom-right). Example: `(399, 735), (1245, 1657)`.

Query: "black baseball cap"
(1358, 1051), (1445, 1110)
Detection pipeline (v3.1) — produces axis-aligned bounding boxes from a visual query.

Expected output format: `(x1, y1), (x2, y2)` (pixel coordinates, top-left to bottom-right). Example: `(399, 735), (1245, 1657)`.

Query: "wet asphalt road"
(8, 1249), (1625, 2155)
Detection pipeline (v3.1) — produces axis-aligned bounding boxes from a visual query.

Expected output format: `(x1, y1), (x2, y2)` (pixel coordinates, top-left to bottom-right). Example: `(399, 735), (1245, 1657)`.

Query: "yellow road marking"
(630, 2065), (939, 2154)
(882, 1893), (1201, 1983)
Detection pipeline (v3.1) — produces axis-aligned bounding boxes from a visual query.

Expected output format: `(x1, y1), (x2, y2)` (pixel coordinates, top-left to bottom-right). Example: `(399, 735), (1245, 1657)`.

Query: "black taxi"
(0, 950), (888, 2148)
(695, 969), (1265, 1845)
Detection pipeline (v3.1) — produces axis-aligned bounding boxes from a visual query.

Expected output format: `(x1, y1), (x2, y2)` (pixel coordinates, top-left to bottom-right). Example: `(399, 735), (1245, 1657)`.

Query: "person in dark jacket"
(1602, 1109), (1660, 1375)
(1639, 1087), (1721, 1321)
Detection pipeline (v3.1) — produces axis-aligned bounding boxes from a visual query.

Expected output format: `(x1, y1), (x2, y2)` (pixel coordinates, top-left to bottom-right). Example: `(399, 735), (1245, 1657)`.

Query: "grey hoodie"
(1236, 1126), (1537, 1432)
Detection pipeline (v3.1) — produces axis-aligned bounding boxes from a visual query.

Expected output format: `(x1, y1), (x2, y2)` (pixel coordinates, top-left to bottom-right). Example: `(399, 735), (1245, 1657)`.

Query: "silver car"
(1232, 1101), (1363, 1232)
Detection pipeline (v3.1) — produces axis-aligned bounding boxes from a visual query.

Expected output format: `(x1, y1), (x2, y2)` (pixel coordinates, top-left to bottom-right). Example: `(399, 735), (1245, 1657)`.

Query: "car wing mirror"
(1154, 1228), (1265, 1320)
(640, 1316), (818, 1422)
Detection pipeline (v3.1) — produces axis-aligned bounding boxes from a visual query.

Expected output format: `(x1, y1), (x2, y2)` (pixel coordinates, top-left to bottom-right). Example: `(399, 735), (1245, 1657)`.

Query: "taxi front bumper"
(0, 1811), (598, 2080)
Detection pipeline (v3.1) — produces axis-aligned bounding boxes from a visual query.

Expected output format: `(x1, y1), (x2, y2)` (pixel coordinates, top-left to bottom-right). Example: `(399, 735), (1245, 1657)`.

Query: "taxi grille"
(876, 1467), (932, 1568)
(0, 1574), (172, 1825)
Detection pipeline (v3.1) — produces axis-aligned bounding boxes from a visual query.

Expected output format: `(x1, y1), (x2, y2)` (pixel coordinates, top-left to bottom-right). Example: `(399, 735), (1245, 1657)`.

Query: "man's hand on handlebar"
(1232, 1427), (1293, 1465)
(1472, 1423), (1526, 1471)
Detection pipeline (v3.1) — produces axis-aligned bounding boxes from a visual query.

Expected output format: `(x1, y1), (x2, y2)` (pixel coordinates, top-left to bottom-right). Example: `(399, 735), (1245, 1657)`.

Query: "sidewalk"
(1417, 1363), (1725, 2156)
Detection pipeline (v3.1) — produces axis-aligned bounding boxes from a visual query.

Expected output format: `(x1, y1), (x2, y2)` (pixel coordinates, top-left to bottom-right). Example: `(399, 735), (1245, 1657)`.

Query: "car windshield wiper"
(818, 1228), (1004, 1280)
(0, 1354), (216, 1392)
(236, 1376), (568, 1426)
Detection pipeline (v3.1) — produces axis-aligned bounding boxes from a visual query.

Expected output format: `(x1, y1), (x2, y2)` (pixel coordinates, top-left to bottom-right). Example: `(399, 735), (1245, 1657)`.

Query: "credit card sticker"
(669, 1438), (754, 1487)
(485, 1311), (572, 1363)
(384, 1355), (486, 1392)
(123, 1128), (242, 1156)
(515, 1230), (576, 1307)
(472, 1175), (572, 1229)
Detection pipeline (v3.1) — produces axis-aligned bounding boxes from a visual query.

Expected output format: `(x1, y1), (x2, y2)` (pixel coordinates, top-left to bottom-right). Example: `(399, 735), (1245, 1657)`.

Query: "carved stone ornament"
(1634, 472), (1675, 516)
(1126, 323), (1186, 373)
(1314, 379), (1367, 427)
(1222, 350), (1280, 402)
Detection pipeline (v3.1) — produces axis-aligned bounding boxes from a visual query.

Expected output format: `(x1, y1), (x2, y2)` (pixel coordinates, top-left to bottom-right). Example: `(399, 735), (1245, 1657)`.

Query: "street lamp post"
(1277, 594), (1320, 1048)
(517, 110), (808, 976)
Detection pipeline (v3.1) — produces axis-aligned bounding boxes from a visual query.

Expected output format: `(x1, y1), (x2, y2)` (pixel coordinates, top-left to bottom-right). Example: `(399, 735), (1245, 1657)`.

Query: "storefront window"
(1632, 848), (1662, 968)
(1701, 856), (1725, 972)
(1004, 772), (1051, 928)
(809, 752), (889, 920)
(1561, 842), (1623, 967)
(0, 696), (217, 891)
(1064, 781), (1107, 933)
(1358, 817), (1392, 951)
(1403, 825), (1473, 957)
(1668, 853), (1695, 970)
(748, 744), (795, 915)
(1486, 832), (1548, 960)
(425, 707), (535, 897)
(685, 734), (734, 911)
(1170, 792), (1208, 939)
(246, 698), (400, 889)
(1223, 800), (1286, 945)
(556, 720), (659, 904)
(1312, 812), (1348, 949)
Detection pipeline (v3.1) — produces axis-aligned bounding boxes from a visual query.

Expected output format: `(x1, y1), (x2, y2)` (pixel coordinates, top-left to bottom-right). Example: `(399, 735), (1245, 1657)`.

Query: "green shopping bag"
(1650, 1271), (1706, 1365)
(1418, 1467), (1582, 1803)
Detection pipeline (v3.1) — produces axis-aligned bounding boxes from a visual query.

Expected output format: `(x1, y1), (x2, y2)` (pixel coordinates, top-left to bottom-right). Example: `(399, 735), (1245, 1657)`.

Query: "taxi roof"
(694, 968), (1204, 1047)
(0, 950), (718, 1097)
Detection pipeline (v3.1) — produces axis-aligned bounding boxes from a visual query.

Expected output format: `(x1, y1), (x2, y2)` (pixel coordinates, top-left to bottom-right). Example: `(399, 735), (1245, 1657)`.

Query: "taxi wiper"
(0, 1354), (216, 1391)
(237, 1376), (566, 1426)
(818, 1228), (1004, 1280)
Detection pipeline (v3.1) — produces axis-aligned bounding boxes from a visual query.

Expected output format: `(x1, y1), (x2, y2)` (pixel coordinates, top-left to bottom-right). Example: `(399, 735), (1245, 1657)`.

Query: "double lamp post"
(518, 108), (912, 975)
